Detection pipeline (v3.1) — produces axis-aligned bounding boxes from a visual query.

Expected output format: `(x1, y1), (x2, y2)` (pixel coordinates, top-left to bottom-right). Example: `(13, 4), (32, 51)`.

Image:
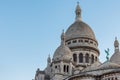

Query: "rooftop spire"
(61, 29), (66, 45)
(114, 37), (119, 53)
(75, 2), (82, 21)
(47, 54), (51, 65)
(36, 68), (40, 74)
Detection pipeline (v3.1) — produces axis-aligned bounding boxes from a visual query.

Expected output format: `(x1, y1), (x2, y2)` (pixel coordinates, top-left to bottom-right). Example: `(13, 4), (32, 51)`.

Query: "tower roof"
(53, 31), (72, 61)
(110, 38), (120, 65)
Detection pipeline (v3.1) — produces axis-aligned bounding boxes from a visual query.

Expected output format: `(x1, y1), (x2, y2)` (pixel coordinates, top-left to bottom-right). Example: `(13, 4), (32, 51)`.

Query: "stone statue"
(105, 48), (110, 61)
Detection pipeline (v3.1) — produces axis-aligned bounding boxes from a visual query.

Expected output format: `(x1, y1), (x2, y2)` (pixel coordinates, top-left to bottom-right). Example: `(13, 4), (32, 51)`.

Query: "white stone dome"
(83, 61), (101, 72)
(65, 21), (96, 41)
(65, 3), (97, 43)
(65, 3), (99, 54)
(97, 61), (120, 70)
(110, 52), (120, 65)
(53, 44), (72, 61)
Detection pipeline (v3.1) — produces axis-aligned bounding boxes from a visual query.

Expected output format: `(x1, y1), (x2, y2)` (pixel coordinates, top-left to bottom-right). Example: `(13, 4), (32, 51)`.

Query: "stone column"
(83, 53), (85, 63)
(77, 53), (79, 64)
(60, 61), (63, 74)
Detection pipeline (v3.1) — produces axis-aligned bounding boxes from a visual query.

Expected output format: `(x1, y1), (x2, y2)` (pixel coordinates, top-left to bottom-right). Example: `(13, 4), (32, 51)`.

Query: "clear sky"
(1, 0), (120, 80)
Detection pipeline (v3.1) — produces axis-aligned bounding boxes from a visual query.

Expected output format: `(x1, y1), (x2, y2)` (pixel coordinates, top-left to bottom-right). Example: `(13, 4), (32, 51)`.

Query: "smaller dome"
(110, 52), (120, 65)
(53, 44), (72, 61)
(96, 61), (120, 70)
(53, 31), (72, 61)
(110, 38), (120, 64)
(83, 61), (101, 72)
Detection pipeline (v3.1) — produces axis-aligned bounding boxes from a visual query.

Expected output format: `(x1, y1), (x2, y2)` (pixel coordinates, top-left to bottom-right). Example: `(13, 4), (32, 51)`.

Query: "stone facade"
(34, 3), (120, 80)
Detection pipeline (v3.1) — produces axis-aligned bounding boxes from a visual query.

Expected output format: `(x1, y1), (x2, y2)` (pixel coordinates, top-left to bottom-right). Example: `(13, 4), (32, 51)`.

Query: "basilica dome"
(65, 3), (99, 55)
(53, 44), (72, 61)
(65, 2), (96, 41)
(53, 31), (72, 61)
(66, 21), (96, 41)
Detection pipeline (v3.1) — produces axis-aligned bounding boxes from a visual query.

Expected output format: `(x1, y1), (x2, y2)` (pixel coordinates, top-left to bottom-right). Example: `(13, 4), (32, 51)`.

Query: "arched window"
(63, 65), (66, 72)
(95, 57), (97, 61)
(55, 65), (57, 69)
(111, 78), (114, 80)
(79, 39), (83, 42)
(73, 40), (77, 43)
(67, 65), (69, 73)
(85, 53), (89, 63)
(91, 54), (94, 63)
(73, 54), (77, 62)
(115, 78), (118, 80)
(67, 41), (71, 45)
(79, 53), (83, 63)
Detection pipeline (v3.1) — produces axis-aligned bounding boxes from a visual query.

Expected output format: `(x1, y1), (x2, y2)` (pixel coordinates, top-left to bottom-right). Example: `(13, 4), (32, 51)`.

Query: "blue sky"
(1, 0), (120, 80)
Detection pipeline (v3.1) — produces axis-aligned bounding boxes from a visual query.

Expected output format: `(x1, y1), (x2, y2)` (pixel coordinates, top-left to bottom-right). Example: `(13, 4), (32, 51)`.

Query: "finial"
(48, 54), (50, 57)
(114, 37), (119, 53)
(36, 68), (40, 73)
(75, 2), (82, 21)
(77, 1), (79, 5)
(62, 29), (64, 34)
(115, 37), (117, 41)
(61, 29), (65, 45)
(114, 37), (119, 47)
(47, 54), (51, 64)
(37, 68), (40, 70)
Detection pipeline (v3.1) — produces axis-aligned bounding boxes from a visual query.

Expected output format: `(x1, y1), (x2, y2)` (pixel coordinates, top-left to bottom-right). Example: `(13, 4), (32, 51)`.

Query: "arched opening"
(111, 78), (114, 80)
(63, 65), (66, 72)
(95, 57), (97, 61)
(85, 53), (89, 63)
(115, 78), (118, 80)
(73, 40), (77, 43)
(91, 54), (94, 63)
(55, 65), (57, 69)
(67, 65), (69, 73)
(63, 65), (69, 73)
(79, 53), (83, 63)
(73, 54), (77, 62)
